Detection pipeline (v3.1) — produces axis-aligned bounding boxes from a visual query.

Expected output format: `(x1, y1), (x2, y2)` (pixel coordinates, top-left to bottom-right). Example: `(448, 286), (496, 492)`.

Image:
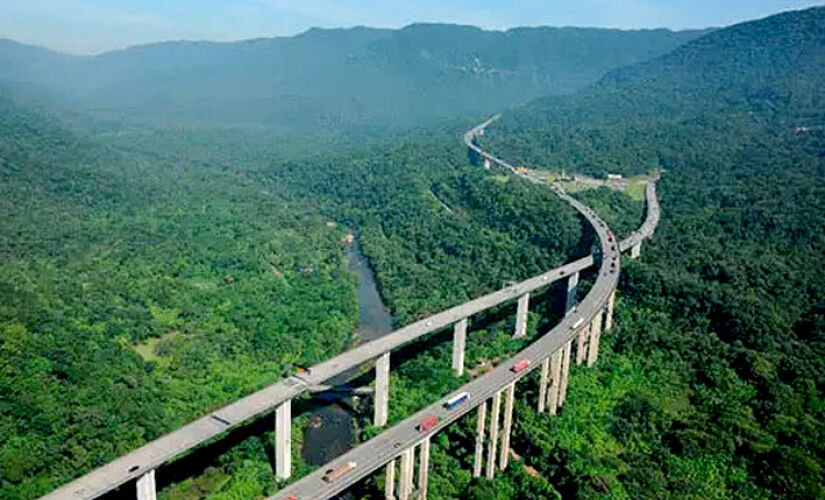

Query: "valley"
(1, 5), (824, 500)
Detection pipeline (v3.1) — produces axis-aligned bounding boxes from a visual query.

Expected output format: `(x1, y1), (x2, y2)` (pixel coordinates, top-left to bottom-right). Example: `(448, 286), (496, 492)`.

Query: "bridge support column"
(274, 399), (291, 480)
(630, 241), (642, 259)
(384, 460), (396, 500)
(399, 446), (416, 500)
(452, 318), (467, 376)
(588, 313), (603, 367)
(514, 293), (530, 338)
(499, 383), (515, 470)
(605, 290), (616, 332)
(486, 391), (502, 478)
(566, 272), (579, 315)
(559, 340), (572, 406)
(374, 352), (390, 427)
(537, 357), (549, 413)
(576, 324), (589, 366)
(548, 349), (563, 415)
(418, 436), (431, 500)
(473, 401), (487, 477)
(136, 469), (156, 500)
(399, 446), (414, 500)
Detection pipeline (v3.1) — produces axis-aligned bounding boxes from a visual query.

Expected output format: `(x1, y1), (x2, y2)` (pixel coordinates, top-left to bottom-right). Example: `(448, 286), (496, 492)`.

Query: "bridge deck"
(271, 123), (660, 500)
(41, 117), (659, 500)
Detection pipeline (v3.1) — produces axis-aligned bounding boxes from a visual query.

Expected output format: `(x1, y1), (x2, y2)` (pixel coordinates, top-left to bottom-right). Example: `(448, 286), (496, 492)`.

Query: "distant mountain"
(502, 7), (825, 127)
(486, 7), (825, 175)
(0, 24), (709, 130)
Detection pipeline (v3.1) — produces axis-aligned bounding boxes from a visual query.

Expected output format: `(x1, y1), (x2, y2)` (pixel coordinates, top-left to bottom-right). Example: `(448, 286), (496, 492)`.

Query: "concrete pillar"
(514, 293), (530, 338)
(576, 323), (589, 366)
(374, 352), (390, 427)
(486, 391), (502, 478)
(559, 340), (573, 406)
(384, 460), (396, 500)
(605, 291), (616, 332)
(537, 357), (550, 413)
(566, 272), (579, 315)
(588, 313), (603, 367)
(274, 399), (291, 479)
(136, 469), (156, 500)
(452, 318), (467, 376)
(418, 436), (431, 500)
(399, 446), (415, 500)
(473, 401), (487, 477)
(499, 383), (515, 471)
(630, 241), (642, 259)
(548, 350), (563, 415)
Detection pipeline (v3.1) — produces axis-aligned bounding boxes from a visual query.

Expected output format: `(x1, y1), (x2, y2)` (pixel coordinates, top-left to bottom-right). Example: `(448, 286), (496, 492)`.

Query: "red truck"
(512, 359), (530, 373)
(419, 415), (439, 432)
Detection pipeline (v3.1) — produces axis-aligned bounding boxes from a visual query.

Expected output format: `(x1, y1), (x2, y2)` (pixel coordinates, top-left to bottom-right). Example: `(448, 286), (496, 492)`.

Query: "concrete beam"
(473, 401), (487, 477)
(384, 460), (396, 500)
(576, 324), (589, 366)
(566, 271), (579, 315)
(548, 349), (563, 415)
(274, 400), (291, 480)
(486, 391), (502, 478)
(537, 357), (549, 413)
(374, 352), (391, 427)
(399, 446), (415, 500)
(588, 312), (603, 367)
(630, 241), (642, 259)
(514, 293), (530, 338)
(307, 384), (374, 395)
(605, 290), (616, 332)
(135, 469), (156, 500)
(452, 318), (467, 376)
(418, 436), (431, 500)
(499, 383), (515, 471)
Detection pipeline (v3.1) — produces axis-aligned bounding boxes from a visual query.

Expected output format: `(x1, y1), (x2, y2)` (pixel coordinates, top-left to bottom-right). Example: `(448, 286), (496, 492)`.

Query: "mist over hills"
(503, 7), (825, 127)
(0, 24), (709, 130)
(486, 6), (825, 176)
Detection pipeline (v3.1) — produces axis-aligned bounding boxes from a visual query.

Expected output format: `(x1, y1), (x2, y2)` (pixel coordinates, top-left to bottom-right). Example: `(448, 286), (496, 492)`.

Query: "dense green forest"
(0, 95), (363, 499)
(265, 147), (585, 324)
(2, 5), (825, 500)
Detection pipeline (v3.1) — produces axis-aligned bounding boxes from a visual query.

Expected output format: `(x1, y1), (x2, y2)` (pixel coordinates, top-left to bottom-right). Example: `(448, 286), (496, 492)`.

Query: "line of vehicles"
(313, 358), (537, 489)
(281, 132), (638, 500)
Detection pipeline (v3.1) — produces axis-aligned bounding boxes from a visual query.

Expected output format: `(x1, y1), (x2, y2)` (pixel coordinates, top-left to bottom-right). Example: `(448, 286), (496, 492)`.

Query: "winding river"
(301, 237), (393, 467)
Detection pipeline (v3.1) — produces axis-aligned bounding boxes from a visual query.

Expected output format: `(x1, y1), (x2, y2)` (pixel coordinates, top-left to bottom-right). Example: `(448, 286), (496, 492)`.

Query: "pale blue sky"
(1, 0), (822, 54)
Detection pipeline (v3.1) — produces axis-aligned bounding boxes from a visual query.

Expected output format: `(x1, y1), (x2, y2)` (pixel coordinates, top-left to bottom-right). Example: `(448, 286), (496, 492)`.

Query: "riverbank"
(300, 236), (394, 468)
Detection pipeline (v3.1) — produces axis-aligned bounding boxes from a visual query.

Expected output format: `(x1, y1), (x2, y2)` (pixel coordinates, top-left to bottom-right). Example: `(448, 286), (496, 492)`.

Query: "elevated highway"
(41, 117), (660, 500)
(271, 118), (659, 500)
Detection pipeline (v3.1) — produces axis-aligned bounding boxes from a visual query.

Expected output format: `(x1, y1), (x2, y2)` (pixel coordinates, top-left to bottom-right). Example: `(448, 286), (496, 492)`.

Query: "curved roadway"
(41, 118), (659, 500)
(270, 120), (659, 499)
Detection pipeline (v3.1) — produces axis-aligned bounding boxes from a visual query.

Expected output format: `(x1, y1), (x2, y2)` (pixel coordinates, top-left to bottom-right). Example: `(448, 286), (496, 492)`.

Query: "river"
(300, 237), (394, 469)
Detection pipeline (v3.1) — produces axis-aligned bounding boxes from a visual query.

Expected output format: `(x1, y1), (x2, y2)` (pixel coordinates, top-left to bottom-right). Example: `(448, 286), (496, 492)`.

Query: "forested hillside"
(0, 94), (365, 499)
(483, 7), (825, 178)
(265, 146), (584, 325)
(0, 24), (707, 131)
(3, 5), (825, 500)
(461, 6), (825, 499)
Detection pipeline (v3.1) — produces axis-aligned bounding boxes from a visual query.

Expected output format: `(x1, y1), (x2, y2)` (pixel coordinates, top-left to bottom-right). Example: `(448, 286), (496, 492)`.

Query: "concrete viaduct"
(40, 117), (659, 500)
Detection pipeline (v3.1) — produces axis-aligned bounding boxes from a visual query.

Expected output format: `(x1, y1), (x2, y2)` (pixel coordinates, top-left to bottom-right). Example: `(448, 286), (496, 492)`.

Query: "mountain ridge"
(0, 24), (710, 131)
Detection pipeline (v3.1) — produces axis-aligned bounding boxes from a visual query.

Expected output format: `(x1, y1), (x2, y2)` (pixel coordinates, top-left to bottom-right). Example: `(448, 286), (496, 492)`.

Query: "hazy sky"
(1, 0), (823, 54)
